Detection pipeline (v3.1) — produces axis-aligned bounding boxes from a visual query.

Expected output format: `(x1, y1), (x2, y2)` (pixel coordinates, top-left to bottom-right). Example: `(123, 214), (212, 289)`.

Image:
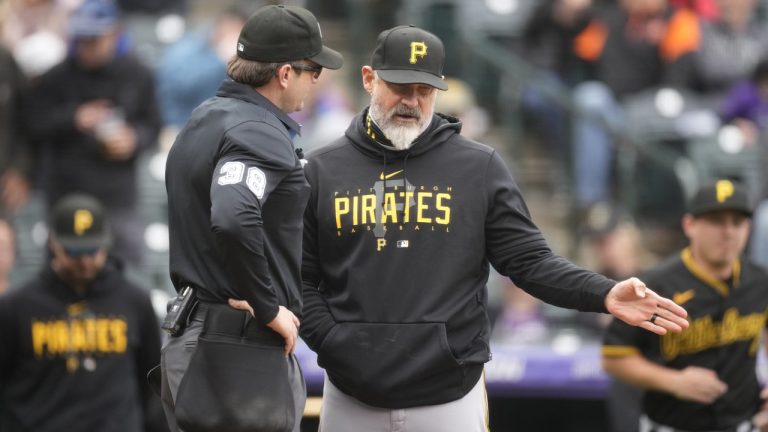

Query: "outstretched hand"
(605, 278), (689, 335)
(228, 299), (301, 357)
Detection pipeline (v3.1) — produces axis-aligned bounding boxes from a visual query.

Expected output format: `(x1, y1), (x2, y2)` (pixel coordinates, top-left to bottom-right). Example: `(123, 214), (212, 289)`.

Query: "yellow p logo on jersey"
(410, 42), (427, 64)
(74, 209), (93, 236)
(716, 180), (734, 203)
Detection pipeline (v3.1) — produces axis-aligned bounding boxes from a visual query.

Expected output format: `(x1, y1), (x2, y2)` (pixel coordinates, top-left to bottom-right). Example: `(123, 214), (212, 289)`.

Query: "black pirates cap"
(236, 4), (343, 70)
(50, 193), (112, 255)
(688, 179), (752, 217)
(372, 25), (448, 90)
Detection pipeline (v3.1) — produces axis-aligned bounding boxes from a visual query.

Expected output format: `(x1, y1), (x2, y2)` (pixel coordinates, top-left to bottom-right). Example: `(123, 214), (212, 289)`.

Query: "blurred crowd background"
(1, 0), (768, 430)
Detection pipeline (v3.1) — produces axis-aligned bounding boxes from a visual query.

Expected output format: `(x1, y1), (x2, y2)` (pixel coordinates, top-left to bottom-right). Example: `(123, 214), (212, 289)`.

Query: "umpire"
(160, 5), (342, 432)
(603, 179), (768, 432)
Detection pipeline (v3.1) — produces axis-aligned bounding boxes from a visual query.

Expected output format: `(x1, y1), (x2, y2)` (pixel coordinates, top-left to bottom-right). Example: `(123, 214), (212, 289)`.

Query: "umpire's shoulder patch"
(246, 167), (266, 199)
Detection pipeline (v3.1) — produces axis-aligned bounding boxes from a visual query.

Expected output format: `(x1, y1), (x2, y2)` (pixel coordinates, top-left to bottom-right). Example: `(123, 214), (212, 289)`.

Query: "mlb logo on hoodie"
(396, 240), (409, 248)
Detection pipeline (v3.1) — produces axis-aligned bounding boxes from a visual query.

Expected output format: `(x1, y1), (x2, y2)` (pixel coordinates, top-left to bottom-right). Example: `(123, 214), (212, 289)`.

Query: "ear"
(48, 235), (64, 262)
(277, 64), (293, 89)
(362, 66), (375, 93)
(681, 214), (695, 238)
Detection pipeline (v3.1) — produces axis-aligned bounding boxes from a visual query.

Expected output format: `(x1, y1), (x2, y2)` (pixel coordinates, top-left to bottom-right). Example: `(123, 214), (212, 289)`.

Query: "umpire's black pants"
(159, 306), (305, 432)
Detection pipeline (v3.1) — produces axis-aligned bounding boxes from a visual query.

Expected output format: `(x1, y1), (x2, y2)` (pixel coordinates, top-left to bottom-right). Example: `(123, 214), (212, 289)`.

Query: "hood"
(344, 107), (463, 161)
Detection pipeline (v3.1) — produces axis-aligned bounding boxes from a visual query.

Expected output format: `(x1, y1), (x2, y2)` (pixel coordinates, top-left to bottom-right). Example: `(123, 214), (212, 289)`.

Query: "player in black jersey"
(603, 179), (768, 432)
(0, 194), (162, 432)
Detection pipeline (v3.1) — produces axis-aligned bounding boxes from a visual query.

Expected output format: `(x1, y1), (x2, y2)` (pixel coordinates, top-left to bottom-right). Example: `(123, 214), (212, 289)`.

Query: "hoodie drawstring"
(402, 152), (411, 216)
(381, 150), (388, 210)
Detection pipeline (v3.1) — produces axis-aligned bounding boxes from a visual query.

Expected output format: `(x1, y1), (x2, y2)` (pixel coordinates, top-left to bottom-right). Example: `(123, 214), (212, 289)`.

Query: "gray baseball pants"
(319, 373), (489, 432)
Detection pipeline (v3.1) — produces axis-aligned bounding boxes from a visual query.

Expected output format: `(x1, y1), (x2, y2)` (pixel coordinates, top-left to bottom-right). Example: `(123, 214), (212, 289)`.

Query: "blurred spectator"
(0, 0), (71, 78)
(621, 2), (768, 243)
(435, 77), (490, 141)
(155, 1), (255, 129)
(0, 45), (31, 213)
(669, 0), (720, 20)
(683, 11), (768, 273)
(570, 0), (698, 212)
(518, 0), (594, 194)
(116, 0), (188, 69)
(26, 0), (162, 266)
(720, 58), (768, 144)
(665, 0), (768, 102)
(522, 0), (594, 86)
(0, 193), (164, 431)
(0, 215), (15, 295)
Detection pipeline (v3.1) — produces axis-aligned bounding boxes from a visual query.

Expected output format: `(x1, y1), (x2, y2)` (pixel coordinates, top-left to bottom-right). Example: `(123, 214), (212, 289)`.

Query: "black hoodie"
(0, 260), (161, 431)
(301, 109), (616, 408)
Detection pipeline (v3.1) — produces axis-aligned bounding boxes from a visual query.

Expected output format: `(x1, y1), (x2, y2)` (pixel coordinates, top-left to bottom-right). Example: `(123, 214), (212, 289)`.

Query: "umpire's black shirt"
(165, 79), (309, 324)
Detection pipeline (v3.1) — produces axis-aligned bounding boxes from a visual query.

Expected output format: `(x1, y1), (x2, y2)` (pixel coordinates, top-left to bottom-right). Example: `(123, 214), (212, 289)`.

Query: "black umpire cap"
(236, 4), (343, 70)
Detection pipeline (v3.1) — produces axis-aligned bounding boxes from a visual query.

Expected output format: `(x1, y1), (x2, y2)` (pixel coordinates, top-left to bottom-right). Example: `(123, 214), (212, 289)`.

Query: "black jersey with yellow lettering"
(301, 108), (617, 409)
(603, 248), (768, 430)
(0, 263), (161, 432)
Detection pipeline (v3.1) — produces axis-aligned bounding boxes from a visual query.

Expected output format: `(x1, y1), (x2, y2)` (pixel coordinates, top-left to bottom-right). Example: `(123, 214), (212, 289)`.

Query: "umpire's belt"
(192, 301), (284, 348)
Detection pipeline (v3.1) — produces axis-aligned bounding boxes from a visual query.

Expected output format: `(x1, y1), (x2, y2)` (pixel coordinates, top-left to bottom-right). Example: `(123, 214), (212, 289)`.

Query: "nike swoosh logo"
(673, 289), (695, 305)
(379, 169), (404, 180)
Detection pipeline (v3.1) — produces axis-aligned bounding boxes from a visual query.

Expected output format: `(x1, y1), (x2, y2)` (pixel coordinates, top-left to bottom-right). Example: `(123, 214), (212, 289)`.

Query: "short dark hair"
(226, 56), (312, 89)
(226, 56), (284, 88)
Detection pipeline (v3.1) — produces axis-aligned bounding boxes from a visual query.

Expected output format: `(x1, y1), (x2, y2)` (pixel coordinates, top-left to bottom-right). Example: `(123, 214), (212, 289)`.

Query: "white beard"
(369, 99), (430, 150)
(381, 123), (423, 150)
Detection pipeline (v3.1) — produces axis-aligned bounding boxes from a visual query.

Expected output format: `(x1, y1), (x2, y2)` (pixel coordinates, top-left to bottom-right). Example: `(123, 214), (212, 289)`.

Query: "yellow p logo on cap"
(73, 209), (93, 236)
(715, 180), (734, 203)
(410, 42), (427, 64)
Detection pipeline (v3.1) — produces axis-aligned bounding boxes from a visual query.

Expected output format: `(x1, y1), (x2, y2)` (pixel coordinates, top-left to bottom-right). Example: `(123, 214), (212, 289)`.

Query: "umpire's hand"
(605, 277), (689, 335)
(228, 300), (301, 357)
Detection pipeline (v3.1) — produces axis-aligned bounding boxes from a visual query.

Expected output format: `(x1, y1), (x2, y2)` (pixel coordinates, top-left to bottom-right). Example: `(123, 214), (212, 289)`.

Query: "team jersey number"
(217, 161), (244, 185)
(217, 161), (266, 200)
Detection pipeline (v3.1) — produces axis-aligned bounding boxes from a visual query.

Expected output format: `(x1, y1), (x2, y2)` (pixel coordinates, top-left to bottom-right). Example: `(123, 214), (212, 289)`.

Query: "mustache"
(389, 104), (421, 119)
